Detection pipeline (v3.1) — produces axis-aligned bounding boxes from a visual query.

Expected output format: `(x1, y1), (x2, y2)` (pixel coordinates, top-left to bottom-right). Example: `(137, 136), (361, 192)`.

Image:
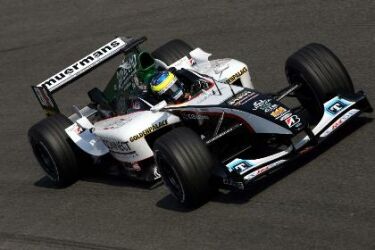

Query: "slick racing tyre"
(28, 114), (85, 187)
(285, 43), (354, 123)
(154, 127), (216, 207)
(152, 39), (193, 66)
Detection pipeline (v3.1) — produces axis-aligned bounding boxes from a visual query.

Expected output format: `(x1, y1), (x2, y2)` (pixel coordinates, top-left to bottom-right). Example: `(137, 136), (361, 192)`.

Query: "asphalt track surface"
(0, 1), (374, 249)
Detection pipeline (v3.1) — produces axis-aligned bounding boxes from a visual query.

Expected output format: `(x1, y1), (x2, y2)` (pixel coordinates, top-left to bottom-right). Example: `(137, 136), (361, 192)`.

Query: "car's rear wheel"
(285, 43), (354, 123)
(152, 39), (193, 66)
(153, 127), (216, 207)
(28, 114), (87, 186)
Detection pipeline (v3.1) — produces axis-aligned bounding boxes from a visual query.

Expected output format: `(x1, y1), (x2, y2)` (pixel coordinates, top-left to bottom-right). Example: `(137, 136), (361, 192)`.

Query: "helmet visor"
(164, 81), (183, 101)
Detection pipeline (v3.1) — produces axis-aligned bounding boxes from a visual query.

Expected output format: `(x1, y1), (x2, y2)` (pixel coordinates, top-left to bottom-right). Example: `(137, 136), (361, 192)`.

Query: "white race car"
(29, 36), (372, 207)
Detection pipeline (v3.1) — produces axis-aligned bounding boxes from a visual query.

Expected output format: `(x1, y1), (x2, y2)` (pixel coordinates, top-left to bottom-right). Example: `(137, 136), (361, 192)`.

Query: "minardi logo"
(40, 38), (125, 90)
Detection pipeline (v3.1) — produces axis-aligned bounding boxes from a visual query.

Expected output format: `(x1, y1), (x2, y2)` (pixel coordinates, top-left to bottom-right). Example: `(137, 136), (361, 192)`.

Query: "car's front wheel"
(153, 127), (216, 207)
(285, 43), (354, 123)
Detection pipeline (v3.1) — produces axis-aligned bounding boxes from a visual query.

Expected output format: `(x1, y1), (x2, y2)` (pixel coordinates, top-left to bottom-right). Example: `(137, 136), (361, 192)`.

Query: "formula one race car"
(28, 36), (372, 207)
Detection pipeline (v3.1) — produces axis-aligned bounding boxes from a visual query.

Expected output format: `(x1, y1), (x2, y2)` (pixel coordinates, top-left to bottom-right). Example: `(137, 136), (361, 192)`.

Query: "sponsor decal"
(321, 109), (359, 137)
(66, 123), (83, 135)
(129, 120), (168, 142)
(270, 106), (287, 118)
(299, 146), (314, 155)
(197, 108), (209, 112)
(182, 113), (209, 120)
(102, 139), (131, 153)
(285, 115), (301, 128)
(32, 85), (60, 114)
(73, 124), (83, 134)
(104, 118), (132, 130)
(227, 159), (254, 173)
(277, 111), (292, 121)
(246, 166), (269, 180)
(252, 99), (278, 113)
(116, 53), (137, 91)
(206, 123), (243, 144)
(228, 91), (258, 106)
(38, 38), (125, 91)
(196, 90), (214, 104)
(225, 67), (248, 84)
(233, 162), (252, 173)
(244, 160), (286, 181)
(33, 86), (55, 108)
(326, 100), (347, 115)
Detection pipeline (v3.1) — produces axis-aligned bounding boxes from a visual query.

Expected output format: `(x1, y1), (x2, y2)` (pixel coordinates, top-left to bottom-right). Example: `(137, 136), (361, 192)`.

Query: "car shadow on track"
(156, 116), (373, 212)
(34, 169), (163, 190)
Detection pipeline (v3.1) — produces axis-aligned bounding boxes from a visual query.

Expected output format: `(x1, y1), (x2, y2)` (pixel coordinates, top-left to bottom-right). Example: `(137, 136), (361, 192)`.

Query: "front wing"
(223, 91), (372, 189)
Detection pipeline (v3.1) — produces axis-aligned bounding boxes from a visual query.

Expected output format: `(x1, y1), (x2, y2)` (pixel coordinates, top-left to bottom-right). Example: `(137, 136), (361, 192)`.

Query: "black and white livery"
(28, 36), (372, 207)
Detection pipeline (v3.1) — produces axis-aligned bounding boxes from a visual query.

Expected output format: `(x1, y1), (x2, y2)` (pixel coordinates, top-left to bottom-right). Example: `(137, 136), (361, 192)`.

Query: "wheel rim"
(33, 141), (59, 182)
(155, 152), (185, 202)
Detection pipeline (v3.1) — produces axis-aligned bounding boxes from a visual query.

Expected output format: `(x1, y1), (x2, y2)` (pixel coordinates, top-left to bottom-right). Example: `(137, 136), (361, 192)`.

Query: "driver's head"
(150, 71), (183, 101)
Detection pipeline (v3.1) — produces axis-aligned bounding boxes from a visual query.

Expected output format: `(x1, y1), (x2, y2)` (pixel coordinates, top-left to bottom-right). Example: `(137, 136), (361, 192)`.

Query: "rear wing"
(32, 36), (146, 115)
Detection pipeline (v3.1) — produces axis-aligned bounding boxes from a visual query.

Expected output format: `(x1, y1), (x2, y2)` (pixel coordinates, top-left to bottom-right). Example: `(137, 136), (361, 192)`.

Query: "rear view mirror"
(150, 100), (168, 112)
(214, 64), (229, 74)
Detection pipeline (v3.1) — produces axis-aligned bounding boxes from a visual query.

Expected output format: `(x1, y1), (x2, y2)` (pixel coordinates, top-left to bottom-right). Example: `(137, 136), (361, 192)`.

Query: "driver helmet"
(150, 71), (183, 101)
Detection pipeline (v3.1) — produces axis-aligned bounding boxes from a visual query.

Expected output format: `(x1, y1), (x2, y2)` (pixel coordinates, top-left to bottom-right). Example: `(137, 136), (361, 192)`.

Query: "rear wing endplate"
(32, 84), (60, 115)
